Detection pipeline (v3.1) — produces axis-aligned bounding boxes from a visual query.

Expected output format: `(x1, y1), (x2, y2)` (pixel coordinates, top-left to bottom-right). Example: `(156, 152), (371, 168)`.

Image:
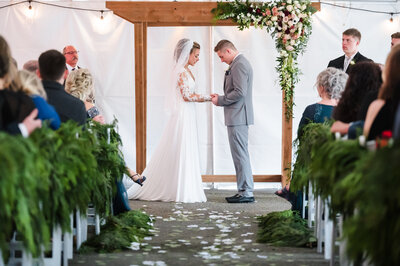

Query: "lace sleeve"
(178, 72), (211, 102)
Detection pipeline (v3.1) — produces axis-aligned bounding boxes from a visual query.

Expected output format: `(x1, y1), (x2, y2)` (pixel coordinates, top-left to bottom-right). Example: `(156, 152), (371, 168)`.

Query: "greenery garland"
(289, 122), (400, 264)
(212, 0), (316, 119)
(0, 121), (147, 263)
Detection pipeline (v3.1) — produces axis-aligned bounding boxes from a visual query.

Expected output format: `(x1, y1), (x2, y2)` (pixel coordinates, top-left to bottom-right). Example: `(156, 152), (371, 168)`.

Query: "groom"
(211, 40), (254, 203)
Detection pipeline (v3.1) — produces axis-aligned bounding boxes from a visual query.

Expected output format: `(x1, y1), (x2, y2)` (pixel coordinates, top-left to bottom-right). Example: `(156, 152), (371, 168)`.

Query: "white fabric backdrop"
(1, 1), (399, 184)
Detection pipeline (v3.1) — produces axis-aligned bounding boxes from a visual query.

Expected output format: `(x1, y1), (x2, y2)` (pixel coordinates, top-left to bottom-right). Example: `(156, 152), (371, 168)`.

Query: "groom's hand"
(211, 94), (219, 105)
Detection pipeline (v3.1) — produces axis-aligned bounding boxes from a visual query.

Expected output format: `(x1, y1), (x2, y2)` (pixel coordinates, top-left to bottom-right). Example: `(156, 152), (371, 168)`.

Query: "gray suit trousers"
(227, 125), (254, 197)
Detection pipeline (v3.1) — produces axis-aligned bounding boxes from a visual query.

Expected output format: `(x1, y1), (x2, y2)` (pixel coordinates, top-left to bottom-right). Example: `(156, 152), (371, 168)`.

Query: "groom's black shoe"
(226, 195), (255, 203)
(225, 194), (241, 201)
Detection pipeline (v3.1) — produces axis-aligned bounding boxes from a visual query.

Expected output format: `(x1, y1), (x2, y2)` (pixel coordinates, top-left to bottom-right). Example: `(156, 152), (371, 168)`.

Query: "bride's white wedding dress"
(127, 69), (210, 202)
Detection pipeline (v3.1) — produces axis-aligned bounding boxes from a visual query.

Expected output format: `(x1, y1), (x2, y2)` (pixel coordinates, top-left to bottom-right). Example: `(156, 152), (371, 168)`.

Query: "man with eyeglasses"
(63, 45), (81, 72)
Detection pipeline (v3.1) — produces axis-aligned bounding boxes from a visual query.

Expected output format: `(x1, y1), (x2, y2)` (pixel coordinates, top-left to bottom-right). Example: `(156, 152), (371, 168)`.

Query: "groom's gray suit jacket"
(217, 53), (254, 197)
(217, 54), (254, 126)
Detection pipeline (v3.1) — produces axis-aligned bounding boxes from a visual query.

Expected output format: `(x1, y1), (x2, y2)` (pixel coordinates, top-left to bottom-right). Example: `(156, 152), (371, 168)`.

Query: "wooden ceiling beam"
(106, 1), (321, 27)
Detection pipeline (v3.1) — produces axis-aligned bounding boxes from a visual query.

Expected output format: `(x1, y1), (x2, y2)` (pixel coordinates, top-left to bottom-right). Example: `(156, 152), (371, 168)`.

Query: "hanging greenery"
(212, 0), (316, 119)
(288, 122), (400, 265)
(0, 120), (135, 263)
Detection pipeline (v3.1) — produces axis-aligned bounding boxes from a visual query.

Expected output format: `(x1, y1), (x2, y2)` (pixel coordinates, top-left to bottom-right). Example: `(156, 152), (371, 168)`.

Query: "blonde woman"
(1, 34), (41, 135)
(13, 70), (60, 130)
(65, 68), (145, 187)
(65, 68), (104, 124)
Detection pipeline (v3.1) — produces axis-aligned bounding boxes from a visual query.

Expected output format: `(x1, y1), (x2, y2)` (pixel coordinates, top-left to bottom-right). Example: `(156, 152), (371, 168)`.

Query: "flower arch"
(212, 0), (317, 118)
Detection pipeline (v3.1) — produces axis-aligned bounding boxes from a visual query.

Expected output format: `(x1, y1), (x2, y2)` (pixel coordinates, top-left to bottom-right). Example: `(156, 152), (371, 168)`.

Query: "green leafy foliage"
(0, 133), (50, 258)
(80, 210), (153, 253)
(1, 120), (129, 262)
(341, 143), (400, 265)
(289, 122), (400, 265)
(291, 123), (333, 192)
(257, 210), (316, 247)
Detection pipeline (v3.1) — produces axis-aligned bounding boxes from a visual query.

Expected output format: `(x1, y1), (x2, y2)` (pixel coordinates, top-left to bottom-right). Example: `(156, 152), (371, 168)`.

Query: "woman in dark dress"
(277, 67), (348, 202)
(364, 45), (400, 140)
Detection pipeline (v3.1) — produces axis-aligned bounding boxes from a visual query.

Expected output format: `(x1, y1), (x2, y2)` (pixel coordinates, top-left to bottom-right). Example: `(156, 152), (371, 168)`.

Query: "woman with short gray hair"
(275, 67), (347, 199)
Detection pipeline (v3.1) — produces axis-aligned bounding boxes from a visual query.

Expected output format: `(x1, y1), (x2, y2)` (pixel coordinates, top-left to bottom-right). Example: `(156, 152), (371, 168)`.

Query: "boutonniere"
(225, 68), (231, 76)
(350, 60), (356, 65)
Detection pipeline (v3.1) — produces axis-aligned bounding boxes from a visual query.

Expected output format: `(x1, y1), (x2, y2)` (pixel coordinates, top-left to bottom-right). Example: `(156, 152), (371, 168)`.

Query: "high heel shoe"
(130, 173), (146, 186)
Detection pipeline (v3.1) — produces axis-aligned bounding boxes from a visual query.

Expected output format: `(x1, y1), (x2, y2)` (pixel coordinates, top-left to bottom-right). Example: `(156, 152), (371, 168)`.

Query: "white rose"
(288, 20), (293, 27)
(281, 50), (288, 57)
(296, 3), (301, 9)
(271, 16), (278, 21)
(287, 0), (292, 4)
(301, 4), (306, 11)
(290, 39), (296, 45)
(247, 13), (251, 17)
(294, 0), (299, 4)
(287, 5), (293, 12)
(285, 34), (291, 40)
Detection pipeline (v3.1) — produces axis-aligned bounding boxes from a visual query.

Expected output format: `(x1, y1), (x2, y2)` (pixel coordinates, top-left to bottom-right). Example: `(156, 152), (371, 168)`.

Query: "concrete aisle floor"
(70, 189), (330, 266)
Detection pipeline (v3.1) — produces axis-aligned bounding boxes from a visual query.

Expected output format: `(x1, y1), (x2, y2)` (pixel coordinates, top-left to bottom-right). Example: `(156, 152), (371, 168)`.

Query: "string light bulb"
(390, 13), (393, 23)
(100, 10), (104, 20)
(28, 0), (32, 10)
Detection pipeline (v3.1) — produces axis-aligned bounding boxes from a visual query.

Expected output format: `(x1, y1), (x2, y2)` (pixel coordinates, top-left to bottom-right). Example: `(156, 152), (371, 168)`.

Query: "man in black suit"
(38, 49), (86, 125)
(63, 45), (81, 72)
(328, 28), (372, 73)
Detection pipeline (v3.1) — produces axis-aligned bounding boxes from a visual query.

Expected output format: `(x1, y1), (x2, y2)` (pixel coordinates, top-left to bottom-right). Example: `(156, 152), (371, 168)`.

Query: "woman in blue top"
(13, 70), (61, 130)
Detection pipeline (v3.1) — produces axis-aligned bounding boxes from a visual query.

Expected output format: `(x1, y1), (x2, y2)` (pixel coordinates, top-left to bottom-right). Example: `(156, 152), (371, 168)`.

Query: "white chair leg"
(0, 249), (3, 266)
(63, 213), (74, 266)
(43, 226), (62, 266)
(324, 199), (333, 260)
(302, 188), (307, 219)
(317, 196), (323, 253)
(308, 182), (315, 228)
(95, 214), (100, 235)
(76, 210), (82, 249)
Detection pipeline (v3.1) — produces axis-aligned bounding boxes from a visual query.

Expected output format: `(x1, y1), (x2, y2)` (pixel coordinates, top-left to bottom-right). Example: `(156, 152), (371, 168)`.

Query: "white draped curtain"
(1, 0), (398, 185)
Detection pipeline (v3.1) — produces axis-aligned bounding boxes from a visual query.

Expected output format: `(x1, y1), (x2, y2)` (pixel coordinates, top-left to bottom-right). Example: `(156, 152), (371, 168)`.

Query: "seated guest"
(391, 32), (400, 48)
(65, 69), (105, 124)
(276, 67), (348, 198)
(23, 60), (39, 73)
(394, 103), (400, 139)
(297, 67), (348, 139)
(12, 70), (60, 130)
(38, 49), (86, 125)
(64, 68), (145, 215)
(0, 35), (41, 135)
(364, 45), (400, 140)
(331, 62), (382, 138)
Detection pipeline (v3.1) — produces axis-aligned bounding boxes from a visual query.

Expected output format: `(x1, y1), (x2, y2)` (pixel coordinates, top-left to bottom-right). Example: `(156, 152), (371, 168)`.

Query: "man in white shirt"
(328, 28), (372, 73)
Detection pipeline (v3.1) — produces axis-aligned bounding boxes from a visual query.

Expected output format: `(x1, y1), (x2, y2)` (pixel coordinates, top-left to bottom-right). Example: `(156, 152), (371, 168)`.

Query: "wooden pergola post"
(106, 1), (320, 182)
(134, 22), (147, 173)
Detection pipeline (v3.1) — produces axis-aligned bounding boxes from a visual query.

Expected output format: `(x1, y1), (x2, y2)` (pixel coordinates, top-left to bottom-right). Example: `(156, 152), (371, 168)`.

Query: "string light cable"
(320, 1), (400, 16)
(0, 0), (112, 19)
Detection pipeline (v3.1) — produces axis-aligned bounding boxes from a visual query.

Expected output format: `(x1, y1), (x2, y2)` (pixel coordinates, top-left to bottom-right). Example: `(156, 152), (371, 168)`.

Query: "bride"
(127, 39), (211, 203)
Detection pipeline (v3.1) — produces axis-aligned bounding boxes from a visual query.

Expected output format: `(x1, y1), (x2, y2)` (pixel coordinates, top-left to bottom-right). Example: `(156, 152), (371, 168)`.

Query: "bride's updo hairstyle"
(173, 39), (200, 65)
(191, 42), (200, 53)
